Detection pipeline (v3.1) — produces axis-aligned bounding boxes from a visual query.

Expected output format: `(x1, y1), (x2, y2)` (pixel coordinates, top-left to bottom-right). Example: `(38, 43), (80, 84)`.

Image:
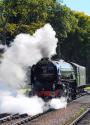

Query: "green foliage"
(0, 0), (55, 42)
(16, 21), (44, 35)
(3, 0), (54, 24)
(6, 23), (17, 35)
(60, 12), (90, 82)
(48, 4), (78, 39)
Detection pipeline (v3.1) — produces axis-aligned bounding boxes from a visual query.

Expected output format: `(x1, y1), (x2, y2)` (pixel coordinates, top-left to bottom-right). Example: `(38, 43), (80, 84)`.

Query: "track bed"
(0, 93), (90, 125)
(70, 108), (90, 125)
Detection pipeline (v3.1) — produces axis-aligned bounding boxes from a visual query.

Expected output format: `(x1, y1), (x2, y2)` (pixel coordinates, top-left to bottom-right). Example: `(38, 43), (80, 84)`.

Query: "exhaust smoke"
(0, 24), (67, 115)
(0, 24), (57, 88)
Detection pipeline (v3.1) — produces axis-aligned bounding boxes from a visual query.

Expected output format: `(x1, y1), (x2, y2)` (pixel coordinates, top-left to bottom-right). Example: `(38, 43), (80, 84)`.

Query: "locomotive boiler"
(30, 58), (86, 101)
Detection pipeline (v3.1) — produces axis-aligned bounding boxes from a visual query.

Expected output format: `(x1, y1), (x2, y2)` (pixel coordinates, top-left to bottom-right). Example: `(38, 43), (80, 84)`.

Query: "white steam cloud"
(0, 24), (57, 88)
(0, 93), (45, 116)
(0, 24), (67, 115)
(49, 97), (67, 109)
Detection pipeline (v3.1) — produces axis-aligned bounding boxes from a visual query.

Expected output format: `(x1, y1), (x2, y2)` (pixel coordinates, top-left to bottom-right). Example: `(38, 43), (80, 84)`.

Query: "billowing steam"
(0, 24), (57, 88)
(0, 24), (67, 115)
(0, 93), (45, 116)
(49, 97), (67, 109)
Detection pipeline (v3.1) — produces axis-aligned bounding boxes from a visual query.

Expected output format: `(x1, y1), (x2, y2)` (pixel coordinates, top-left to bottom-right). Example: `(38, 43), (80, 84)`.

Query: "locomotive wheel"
(66, 87), (73, 102)
(63, 83), (74, 102)
(59, 88), (65, 97)
(57, 86), (70, 100)
(67, 87), (76, 102)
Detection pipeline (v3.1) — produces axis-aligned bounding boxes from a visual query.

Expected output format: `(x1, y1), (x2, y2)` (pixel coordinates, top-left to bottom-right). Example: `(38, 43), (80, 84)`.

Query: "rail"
(69, 108), (90, 125)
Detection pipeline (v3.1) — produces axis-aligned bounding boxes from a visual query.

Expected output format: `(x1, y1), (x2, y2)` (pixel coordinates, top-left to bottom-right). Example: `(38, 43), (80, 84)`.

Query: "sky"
(58, 0), (90, 16)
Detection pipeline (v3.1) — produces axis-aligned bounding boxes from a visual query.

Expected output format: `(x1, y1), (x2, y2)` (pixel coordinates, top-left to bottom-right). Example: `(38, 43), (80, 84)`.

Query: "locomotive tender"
(30, 58), (86, 101)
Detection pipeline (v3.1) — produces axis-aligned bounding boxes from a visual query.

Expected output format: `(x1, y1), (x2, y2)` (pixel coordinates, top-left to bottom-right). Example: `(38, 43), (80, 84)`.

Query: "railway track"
(0, 113), (10, 119)
(0, 113), (28, 125)
(0, 109), (52, 125)
(70, 108), (90, 125)
(12, 113), (44, 125)
(0, 91), (89, 125)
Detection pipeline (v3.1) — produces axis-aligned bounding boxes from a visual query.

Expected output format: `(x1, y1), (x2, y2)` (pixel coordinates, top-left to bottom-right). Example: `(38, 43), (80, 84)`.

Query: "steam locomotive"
(30, 58), (86, 101)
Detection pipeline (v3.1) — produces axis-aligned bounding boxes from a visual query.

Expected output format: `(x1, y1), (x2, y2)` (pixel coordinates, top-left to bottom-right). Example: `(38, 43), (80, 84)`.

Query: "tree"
(47, 4), (78, 59)
(0, 0), (55, 44)
(61, 12), (90, 83)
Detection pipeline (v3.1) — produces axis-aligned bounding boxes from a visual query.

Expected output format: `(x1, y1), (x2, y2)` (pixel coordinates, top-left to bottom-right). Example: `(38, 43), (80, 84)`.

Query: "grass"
(61, 107), (86, 125)
(84, 86), (90, 91)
